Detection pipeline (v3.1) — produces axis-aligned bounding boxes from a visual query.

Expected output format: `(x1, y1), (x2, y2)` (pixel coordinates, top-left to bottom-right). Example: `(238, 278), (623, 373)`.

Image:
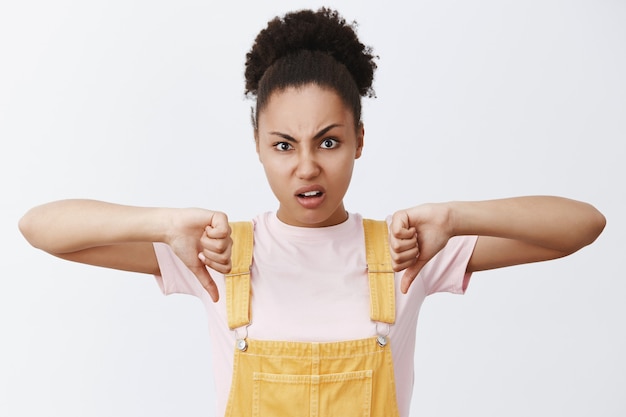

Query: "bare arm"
(389, 196), (606, 293)
(19, 199), (232, 301)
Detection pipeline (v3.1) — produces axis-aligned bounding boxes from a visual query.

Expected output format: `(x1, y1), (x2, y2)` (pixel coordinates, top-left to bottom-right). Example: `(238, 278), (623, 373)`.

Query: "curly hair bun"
(245, 8), (377, 98)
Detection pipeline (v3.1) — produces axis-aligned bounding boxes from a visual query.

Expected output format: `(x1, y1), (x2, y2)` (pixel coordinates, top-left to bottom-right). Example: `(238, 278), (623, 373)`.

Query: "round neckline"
(267, 211), (359, 240)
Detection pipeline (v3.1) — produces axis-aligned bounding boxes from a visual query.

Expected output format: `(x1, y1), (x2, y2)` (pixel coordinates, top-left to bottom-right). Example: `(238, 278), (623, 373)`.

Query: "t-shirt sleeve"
(419, 235), (478, 296)
(152, 242), (207, 297)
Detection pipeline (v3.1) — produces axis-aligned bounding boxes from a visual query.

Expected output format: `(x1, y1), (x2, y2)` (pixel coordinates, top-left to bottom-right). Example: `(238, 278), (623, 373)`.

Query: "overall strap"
(225, 219), (395, 329)
(225, 221), (254, 330)
(363, 219), (396, 324)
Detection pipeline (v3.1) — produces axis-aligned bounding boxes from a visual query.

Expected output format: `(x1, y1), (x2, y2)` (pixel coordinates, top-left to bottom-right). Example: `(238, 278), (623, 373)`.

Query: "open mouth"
(295, 186), (326, 208)
(298, 191), (323, 198)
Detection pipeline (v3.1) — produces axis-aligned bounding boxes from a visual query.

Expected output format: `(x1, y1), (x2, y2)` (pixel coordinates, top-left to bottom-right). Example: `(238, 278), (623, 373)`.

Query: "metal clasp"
(236, 339), (248, 352)
(375, 322), (390, 348)
(234, 325), (249, 352)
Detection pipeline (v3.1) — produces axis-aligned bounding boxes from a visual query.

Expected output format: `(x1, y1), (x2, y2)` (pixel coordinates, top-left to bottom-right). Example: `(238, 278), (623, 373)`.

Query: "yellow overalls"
(223, 220), (400, 417)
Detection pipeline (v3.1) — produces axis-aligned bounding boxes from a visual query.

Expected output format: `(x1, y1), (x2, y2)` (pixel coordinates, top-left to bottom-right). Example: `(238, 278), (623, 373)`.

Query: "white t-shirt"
(154, 212), (477, 417)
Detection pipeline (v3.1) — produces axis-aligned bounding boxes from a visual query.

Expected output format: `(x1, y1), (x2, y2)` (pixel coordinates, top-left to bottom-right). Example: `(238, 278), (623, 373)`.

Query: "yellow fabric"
(225, 221), (254, 330)
(363, 219), (396, 324)
(225, 338), (399, 417)
(224, 219), (399, 417)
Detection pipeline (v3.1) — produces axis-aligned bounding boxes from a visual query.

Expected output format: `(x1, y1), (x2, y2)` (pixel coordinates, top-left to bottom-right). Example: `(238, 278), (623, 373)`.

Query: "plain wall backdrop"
(1, 0), (624, 416)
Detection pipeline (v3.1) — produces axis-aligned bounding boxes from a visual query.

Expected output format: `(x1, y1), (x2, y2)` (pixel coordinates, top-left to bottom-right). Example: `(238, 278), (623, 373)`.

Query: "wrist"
(445, 201), (466, 237)
(158, 207), (184, 245)
(441, 202), (456, 237)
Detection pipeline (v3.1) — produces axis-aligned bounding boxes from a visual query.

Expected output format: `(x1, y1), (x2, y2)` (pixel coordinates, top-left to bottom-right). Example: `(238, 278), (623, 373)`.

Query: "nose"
(295, 150), (321, 180)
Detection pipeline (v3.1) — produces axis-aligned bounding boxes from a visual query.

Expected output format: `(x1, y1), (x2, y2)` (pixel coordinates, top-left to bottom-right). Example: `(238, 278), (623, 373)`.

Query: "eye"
(320, 138), (339, 149)
(273, 142), (293, 151)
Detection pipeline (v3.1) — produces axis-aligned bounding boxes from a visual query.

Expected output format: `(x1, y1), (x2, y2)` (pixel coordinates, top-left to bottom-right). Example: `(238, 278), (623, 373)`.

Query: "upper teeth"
(302, 191), (320, 197)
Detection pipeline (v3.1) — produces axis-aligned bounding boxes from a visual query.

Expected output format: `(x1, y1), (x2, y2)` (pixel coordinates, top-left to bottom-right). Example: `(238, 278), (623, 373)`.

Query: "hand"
(168, 209), (232, 302)
(389, 204), (453, 293)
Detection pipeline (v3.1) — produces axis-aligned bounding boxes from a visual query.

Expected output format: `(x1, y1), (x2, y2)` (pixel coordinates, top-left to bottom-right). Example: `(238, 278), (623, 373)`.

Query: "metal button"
(236, 339), (248, 352)
(377, 335), (388, 347)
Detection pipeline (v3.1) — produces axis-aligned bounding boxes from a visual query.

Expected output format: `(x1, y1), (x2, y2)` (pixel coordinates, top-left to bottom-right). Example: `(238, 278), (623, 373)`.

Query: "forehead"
(257, 84), (354, 132)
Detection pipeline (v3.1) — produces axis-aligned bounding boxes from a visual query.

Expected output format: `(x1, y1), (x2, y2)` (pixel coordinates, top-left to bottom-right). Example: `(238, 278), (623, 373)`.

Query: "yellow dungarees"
(224, 220), (400, 417)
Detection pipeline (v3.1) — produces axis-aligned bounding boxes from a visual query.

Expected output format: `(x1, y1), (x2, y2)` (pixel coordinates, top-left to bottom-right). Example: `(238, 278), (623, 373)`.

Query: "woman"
(19, 8), (605, 417)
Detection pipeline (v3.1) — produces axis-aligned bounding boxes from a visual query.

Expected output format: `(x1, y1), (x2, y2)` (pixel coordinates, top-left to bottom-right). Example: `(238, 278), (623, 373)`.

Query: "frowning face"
(256, 84), (364, 227)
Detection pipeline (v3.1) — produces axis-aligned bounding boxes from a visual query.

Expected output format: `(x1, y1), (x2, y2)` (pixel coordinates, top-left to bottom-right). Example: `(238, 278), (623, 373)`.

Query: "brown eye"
(274, 142), (292, 151)
(321, 138), (338, 149)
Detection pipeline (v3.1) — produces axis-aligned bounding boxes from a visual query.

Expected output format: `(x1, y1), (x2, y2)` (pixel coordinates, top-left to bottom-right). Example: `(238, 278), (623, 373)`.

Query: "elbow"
(569, 204), (606, 254)
(17, 211), (39, 249)
(18, 211), (36, 247)
(587, 206), (607, 245)
(18, 208), (49, 251)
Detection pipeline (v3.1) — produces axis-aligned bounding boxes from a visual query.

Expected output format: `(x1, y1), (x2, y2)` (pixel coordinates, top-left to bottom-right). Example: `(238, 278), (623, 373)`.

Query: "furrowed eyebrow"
(314, 124), (342, 140)
(269, 124), (343, 142)
(269, 132), (297, 143)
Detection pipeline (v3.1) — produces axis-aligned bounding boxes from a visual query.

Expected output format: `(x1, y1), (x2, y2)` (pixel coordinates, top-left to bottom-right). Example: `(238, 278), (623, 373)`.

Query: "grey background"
(1, 0), (624, 416)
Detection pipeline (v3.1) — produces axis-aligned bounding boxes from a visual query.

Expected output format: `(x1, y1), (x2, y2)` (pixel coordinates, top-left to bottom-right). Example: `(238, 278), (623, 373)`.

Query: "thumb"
(194, 254), (220, 302)
(400, 258), (427, 294)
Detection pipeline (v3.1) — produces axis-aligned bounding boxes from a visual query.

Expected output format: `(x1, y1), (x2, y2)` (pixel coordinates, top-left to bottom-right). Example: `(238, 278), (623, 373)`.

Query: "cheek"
(261, 156), (286, 174)
(260, 158), (289, 189)
(332, 158), (356, 185)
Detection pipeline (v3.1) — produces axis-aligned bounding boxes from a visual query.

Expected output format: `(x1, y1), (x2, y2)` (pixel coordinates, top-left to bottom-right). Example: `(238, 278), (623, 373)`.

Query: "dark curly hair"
(245, 8), (377, 130)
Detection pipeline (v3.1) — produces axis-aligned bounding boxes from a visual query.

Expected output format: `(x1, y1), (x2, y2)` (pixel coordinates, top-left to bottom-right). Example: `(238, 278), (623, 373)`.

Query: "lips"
(295, 185), (326, 198)
(295, 185), (326, 209)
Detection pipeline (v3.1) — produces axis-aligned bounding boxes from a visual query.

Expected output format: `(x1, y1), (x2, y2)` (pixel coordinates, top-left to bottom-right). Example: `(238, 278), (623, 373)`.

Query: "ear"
(355, 123), (365, 159)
